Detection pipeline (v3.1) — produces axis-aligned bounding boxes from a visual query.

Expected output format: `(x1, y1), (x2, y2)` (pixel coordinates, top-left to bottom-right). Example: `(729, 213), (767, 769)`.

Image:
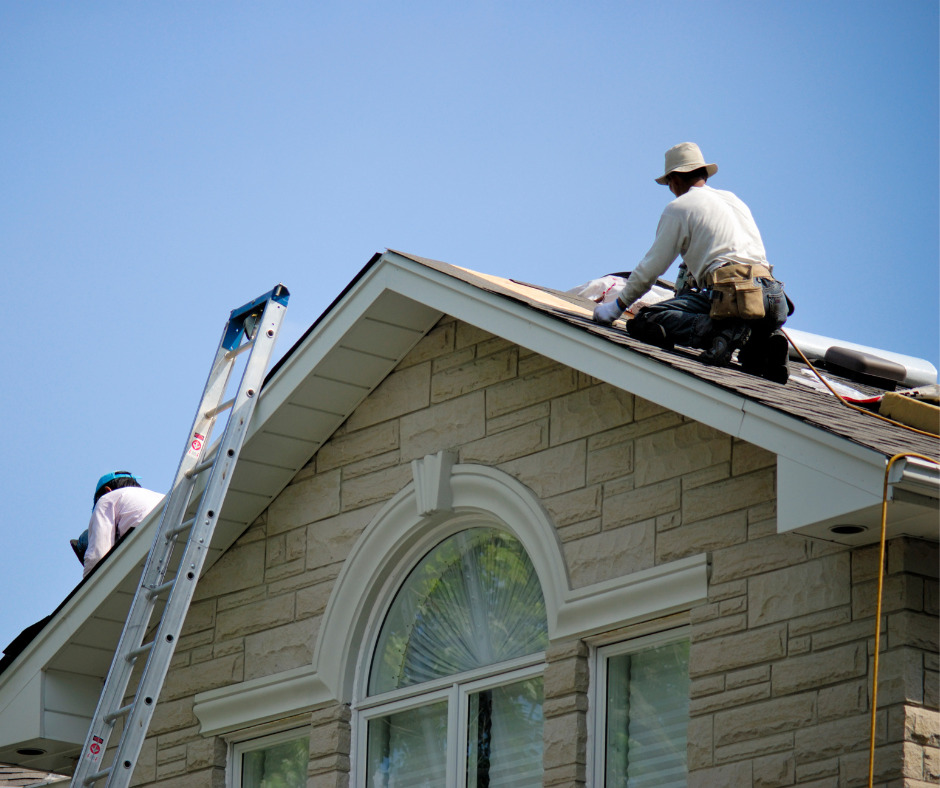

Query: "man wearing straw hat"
(593, 142), (791, 383)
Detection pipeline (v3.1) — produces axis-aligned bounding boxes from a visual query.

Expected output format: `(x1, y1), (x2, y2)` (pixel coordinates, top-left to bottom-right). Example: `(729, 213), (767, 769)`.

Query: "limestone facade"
(127, 316), (938, 788)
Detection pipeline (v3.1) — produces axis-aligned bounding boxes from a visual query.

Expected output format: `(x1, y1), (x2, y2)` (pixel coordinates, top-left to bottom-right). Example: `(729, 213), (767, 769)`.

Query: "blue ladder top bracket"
(223, 284), (290, 351)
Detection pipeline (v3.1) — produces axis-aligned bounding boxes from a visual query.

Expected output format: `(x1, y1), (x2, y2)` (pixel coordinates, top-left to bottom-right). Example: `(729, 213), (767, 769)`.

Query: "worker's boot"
(739, 329), (789, 383)
(626, 317), (675, 351)
(701, 323), (751, 367)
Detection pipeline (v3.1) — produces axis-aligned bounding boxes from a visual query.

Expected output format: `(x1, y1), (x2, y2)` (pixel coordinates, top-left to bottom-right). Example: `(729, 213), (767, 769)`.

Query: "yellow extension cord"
(775, 332), (938, 785)
(867, 453), (939, 787)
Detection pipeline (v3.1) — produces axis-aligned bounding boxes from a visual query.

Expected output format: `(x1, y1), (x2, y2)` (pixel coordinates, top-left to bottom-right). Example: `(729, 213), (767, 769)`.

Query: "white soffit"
(0, 280), (443, 761)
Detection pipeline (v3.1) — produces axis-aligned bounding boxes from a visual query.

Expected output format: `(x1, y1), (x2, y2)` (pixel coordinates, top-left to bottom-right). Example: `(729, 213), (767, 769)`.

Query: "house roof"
(1, 249), (936, 772)
(0, 764), (66, 788)
(391, 250), (938, 460)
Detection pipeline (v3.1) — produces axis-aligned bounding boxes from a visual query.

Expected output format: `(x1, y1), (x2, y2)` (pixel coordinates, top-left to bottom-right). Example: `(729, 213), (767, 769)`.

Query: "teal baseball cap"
(94, 471), (141, 507)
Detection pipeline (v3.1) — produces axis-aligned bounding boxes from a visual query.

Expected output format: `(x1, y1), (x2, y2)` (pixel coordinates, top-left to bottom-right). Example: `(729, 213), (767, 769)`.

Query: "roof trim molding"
(313, 456), (708, 704)
(378, 252), (887, 494)
(193, 662), (332, 737)
(196, 456), (707, 733)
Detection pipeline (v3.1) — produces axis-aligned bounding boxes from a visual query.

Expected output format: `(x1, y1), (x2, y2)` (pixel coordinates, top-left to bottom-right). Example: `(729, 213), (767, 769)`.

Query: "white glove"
(593, 299), (625, 325)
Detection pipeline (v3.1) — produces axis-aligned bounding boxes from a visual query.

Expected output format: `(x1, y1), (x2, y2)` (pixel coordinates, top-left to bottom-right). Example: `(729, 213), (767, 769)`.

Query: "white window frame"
(354, 660), (545, 788)
(229, 725), (311, 788)
(350, 523), (550, 788)
(592, 625), (691, 788)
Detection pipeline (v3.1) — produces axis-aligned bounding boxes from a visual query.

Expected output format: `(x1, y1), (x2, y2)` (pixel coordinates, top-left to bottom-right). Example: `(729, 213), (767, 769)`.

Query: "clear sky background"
(0, 2), (937, 651)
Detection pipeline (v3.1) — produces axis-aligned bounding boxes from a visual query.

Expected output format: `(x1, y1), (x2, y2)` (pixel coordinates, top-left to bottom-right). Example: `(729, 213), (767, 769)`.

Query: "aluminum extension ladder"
(70, 285), (290, 788)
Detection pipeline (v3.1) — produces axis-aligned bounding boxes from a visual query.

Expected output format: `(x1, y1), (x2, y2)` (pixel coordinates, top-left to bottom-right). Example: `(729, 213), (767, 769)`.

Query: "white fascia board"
(0, 672), (41, 749)
(776, 456), (883, 533)
(246, 263), (436, 443)
(193, 664), (333, 736)
(379, 253), (887, 491)
(0, 266), (435, 712)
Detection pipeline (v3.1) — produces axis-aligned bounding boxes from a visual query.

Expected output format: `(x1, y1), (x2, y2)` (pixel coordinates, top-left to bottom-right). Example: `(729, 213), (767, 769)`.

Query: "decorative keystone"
(411, 450), (458, 516)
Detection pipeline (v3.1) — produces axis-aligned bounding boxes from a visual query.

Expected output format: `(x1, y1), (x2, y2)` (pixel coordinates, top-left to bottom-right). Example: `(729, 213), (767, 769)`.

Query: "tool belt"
(706, 263), (774, 320)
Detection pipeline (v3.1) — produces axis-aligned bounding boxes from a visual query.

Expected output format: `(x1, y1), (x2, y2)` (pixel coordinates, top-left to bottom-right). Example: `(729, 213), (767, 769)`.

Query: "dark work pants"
(633, 279), (790, 349)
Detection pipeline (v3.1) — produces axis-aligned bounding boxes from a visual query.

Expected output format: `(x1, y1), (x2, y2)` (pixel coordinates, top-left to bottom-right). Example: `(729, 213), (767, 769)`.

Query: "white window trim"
(229, 724), (311, 788)
(314, 458), (708, 705)
(195, 460), (707, 736)
(591, 625), (691, 788)
(353, 662), (545, 788)
(356, 652), (545, 712)
(350, 522), (549, 788)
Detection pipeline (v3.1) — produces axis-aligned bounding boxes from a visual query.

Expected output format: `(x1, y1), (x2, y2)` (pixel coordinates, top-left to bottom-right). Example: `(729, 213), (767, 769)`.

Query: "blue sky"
(0, 2), (937, 650)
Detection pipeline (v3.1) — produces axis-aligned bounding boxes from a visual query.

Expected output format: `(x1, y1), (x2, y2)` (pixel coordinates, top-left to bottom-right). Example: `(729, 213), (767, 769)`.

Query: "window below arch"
(357, 527), (548, 788)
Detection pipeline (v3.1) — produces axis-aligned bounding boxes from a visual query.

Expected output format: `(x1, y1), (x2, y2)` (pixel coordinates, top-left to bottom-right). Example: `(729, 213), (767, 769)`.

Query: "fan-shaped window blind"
(369, 528), (548, 696)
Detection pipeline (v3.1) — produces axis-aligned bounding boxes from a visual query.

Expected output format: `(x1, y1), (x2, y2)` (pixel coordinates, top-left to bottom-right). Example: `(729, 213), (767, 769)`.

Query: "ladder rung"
(125, 641), (154, 662)
(70, 286), (289, 788)
(184, 456), (215, 479)
(146, 579), (176, 599)
(83, 768), (112, 786)
(224, 339), (255, 360)
(166, 517), (195, 538)
(104, 702), (134, 725)
(204, 397), (235, 420)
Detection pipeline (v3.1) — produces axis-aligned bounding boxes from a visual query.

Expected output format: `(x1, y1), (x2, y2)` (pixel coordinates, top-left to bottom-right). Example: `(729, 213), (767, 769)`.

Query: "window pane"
(370, 529), (548, 695)
(467, 677), (544, 788)
(366, 701), (448, 788)
(605, 640), (690, 788)
(241, 737), (309, 788)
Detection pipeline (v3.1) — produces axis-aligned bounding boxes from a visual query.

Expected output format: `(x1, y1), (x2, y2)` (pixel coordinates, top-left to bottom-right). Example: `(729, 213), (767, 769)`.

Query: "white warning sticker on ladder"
(86, 735), (104, 763)
(187, 432), (205, 459)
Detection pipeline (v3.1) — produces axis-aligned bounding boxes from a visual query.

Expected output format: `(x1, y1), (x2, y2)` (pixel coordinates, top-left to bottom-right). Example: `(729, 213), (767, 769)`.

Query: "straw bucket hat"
(655, 142), (718, 185)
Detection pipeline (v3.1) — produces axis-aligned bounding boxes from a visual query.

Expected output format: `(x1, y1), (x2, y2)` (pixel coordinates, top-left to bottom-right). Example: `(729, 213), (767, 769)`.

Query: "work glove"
(593, 299), (626, 325)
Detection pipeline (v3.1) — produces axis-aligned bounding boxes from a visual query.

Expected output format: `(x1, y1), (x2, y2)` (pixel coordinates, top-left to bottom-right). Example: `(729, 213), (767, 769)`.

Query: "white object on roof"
(567, 276), (674, 313)
(792, 369), (866, 400)
(785, 328), (937, 388)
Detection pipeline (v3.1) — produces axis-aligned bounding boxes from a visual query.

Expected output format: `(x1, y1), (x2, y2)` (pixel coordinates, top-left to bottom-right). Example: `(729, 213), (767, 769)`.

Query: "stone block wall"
(126, 315), (937, 788)
(686, 536), (939, 788)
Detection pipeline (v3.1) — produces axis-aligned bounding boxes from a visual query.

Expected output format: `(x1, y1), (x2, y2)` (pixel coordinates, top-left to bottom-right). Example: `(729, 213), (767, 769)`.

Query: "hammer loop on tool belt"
(706, 262), (775, 321)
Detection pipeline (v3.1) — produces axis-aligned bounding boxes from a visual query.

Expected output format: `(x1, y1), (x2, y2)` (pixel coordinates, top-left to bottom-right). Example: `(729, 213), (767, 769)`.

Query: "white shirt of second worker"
(84, 487), (164, 577)
(618, 184), (769, 308)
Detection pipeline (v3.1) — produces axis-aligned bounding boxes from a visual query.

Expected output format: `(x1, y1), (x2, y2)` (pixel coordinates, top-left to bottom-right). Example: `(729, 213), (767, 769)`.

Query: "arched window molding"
(193, 453), (707, 734)
(315, 454), (707, 704)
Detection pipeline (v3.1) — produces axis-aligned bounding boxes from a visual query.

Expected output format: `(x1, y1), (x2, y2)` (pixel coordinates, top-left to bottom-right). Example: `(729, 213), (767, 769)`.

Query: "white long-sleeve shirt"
(617, 185), (769, 309)
(83, 488), (165, 578)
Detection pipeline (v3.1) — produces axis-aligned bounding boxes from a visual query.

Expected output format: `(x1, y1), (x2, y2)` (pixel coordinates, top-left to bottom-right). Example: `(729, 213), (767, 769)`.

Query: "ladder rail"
(69, 286), (289, 788)
(105, 297), (286, 782)
(69, 321), (238, 788)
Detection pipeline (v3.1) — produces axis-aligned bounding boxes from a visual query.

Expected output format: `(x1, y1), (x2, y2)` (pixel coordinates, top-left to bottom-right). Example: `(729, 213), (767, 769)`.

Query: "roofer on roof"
(593, 142), (793, 384)
(71, 471), (164, 578)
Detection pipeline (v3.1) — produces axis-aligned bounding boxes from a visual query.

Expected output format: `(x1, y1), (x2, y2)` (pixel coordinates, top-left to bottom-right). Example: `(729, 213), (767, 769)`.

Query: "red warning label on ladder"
(86, 735), (104, 763)
(187, 432), (205, 459)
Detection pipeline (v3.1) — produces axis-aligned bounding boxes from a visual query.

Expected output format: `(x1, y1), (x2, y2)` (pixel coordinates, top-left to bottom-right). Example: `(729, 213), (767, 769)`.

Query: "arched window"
(356, 528), (548, 788)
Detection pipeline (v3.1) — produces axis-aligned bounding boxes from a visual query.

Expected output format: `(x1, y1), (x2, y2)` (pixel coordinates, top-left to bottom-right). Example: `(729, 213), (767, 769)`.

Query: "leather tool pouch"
(708, 263), (770, 320)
